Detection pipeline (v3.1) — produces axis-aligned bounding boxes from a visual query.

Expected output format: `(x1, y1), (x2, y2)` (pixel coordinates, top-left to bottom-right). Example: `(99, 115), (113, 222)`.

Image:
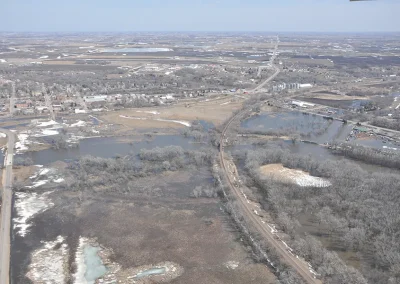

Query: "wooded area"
(239, 143), (400, 284)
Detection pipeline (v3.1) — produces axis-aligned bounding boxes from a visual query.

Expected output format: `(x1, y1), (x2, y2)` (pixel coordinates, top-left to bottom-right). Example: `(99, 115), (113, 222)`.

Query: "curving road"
(219, 39), (322, 284)
(0, 128), (16, 284)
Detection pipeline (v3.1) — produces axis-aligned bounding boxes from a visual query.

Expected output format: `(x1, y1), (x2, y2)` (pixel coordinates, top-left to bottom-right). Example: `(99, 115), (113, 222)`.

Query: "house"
(53, 104), (63, 111)
(15, 101), (30, 109)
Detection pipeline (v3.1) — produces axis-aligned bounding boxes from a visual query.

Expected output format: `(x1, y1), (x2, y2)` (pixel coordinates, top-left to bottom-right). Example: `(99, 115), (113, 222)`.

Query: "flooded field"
(19, 134), (201, 165)
(241, 111), (352, 144)
(354, 136), (399, 150)
(296, 97), (371, 110)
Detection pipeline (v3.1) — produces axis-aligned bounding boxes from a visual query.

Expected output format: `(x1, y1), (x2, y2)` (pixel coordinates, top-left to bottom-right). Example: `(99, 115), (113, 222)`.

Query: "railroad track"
(218, 39), (322, 284)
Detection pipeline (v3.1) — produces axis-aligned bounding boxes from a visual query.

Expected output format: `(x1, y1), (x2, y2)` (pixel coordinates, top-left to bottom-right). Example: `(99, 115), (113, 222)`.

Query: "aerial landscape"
(0, 1), (399, 284)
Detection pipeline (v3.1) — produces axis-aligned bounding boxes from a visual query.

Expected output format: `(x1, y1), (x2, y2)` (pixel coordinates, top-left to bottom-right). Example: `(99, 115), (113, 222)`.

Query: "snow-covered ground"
(136, 110), (160, 115)
(120, 115), (191, 127)
(225, 261), (239, 270)
(74, 237), (88, 284)
(35, 120), (59, 127)
(25, 180), (49, 189)
(15, 133), (30, 152)
(260, 164), (331, 187)
(71, 120), (86, 127)
(14, 191), (54, 237)
(34, 129), (59, 136)
(29, 166), (65, 185)
(14, 167), (65, 236)
(15, 118), (96, 152)
(26, 236), (69, 283)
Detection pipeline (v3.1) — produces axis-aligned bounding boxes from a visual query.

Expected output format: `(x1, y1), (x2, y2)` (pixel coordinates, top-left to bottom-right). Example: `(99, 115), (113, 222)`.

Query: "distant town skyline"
(1, 0), (399, 33)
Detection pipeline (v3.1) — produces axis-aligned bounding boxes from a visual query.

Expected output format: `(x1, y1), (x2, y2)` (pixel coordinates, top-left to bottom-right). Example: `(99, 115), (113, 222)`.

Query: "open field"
(101, 97), (245, 130)
(12, 168), (276, 284)
(259, 163), (331, 187)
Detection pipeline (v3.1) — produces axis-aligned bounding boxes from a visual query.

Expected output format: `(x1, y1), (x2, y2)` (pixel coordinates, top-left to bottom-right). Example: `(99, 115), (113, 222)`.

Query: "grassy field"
(101, 96), (245, 131)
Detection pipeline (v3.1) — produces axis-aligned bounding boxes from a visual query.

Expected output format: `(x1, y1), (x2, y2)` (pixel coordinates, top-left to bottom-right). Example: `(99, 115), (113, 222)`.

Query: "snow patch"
(29, 166), (65, 184)
(136, 110), (160, 115)
(39, 129), (59, 136)
(26, 236), (68, 283)
(25, 180), (49, 189)
(260, 164), (331, 188)
(71, 120), (86, 127)
(14, 191), (54, 237)
(16, 133), (30, 153)
(225, 261), (239, 270)
(35, 120), (59, 127)
(119, 115), (191, 127)
(74, 237), (87, 284)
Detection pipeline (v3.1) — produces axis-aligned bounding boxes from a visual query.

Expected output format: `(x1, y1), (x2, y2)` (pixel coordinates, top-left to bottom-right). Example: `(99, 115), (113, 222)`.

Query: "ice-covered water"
(84, 245), (107, 283)
(134, 267), (167, 279)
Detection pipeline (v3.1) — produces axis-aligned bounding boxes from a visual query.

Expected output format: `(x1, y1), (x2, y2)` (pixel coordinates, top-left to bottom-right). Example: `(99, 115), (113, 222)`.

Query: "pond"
(20, 134), (201, 165)
(353, 138), (399, 150)
(241, 111), (352, 144)
(103, 47), (173, 53)
(84, 245), (108, 283)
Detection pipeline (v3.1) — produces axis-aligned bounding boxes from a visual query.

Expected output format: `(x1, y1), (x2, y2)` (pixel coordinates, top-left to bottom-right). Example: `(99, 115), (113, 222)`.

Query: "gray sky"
(1, 0), (399, 32)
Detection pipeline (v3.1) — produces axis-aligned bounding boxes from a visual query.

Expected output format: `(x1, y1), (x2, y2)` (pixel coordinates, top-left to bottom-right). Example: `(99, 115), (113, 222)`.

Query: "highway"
(219, 38), (322, 284)
(252, 39), (279, 93)
(0, 128), (15, 284)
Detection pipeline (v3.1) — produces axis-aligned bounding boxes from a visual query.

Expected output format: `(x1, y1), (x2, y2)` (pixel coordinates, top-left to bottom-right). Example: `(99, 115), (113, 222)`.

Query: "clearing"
(259, 164), (331, 187)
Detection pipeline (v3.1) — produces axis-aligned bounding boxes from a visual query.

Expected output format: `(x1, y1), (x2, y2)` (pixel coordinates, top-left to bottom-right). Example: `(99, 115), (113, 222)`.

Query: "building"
(75, 109), (87, 114)
(15, 101), (31, 109)
(83, 95), (108, 103)
(291, 100), (315, 108)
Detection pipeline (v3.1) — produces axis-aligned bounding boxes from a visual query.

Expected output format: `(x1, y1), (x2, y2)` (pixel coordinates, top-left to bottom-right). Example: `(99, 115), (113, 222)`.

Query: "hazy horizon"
(1, 0), (399, 33)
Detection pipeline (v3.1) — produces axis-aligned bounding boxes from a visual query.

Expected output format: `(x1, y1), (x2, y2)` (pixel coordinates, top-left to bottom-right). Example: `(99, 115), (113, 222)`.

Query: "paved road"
(43, 83), (56, 121)
(219, 39), (322, 284)
(0, 128), (15, 284)
(9, 82), (15, 116)
(76, 92), (88, 112)
(252, 40), (279, 93)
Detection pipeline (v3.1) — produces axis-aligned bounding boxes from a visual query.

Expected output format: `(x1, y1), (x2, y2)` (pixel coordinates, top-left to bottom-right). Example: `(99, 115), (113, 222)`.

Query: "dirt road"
(0, 128), (16, 283)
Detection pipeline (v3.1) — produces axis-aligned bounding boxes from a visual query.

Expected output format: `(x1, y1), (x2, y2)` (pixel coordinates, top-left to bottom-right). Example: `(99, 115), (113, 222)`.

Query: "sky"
(1, 0), (399, 33)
